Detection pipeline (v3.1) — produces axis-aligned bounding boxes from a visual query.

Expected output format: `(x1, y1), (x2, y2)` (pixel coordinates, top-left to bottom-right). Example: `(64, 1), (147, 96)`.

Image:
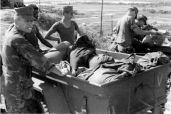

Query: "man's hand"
(47, 64), (64, 76)
(51, 66), (64, 76)
(56, 38), (60, 44)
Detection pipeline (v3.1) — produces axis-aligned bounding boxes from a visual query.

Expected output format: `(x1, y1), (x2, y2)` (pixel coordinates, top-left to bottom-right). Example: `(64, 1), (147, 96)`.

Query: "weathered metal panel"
(33, 50), (171, 114)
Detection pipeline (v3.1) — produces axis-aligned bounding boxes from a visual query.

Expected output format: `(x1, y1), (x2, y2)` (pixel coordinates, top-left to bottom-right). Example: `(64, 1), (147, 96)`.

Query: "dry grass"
(38, 13), (61, 30)
(142, 8), (171, 14)
(1, 2), (171, 51)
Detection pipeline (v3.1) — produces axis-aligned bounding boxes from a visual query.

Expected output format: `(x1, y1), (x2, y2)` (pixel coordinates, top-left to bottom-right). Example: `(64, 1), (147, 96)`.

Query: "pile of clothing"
(142, 30), (171, 47)
(77, 54), (141, 84)
(50, 35), (170, 85)
(76, 52), (170, 84)
(142, 34), (165, 46)
(137, 51), (170, 70)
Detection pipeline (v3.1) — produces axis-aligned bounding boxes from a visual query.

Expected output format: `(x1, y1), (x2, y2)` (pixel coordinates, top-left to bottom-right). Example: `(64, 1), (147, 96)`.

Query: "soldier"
(25, 4), (53, 52)
(44, 5), (82, 45)
(1, 6), (63, 113)
(113, 7), (160, 53)
(138, 15), (158, 31)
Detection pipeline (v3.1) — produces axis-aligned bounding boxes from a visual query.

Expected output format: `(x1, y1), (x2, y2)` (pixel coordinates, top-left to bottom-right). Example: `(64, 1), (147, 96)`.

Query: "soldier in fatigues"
(25, 4), (53, 52)
(113, 7), (160, 53)
(1, 6), (62, 113)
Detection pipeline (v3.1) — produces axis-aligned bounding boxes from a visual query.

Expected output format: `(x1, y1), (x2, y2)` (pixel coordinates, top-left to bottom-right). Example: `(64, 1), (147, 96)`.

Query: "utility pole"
(38, 0), (40, 9)
(111, 15), (113, 35)
(163, 0), (166, 6)
(100, 0), (104, 37)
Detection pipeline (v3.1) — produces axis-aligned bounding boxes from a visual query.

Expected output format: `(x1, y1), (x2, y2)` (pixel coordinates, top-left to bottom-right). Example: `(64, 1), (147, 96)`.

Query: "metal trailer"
(149, 46), (171, 56)
(31, 50), (170, 114)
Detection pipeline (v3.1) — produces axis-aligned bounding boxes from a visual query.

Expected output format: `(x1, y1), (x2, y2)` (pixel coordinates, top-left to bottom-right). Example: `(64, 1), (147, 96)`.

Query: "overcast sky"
(23, 0), (170, 4)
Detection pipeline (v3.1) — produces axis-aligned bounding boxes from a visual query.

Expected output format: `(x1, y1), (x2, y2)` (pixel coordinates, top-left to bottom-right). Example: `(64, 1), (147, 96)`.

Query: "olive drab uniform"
(1, 24), (53, 113)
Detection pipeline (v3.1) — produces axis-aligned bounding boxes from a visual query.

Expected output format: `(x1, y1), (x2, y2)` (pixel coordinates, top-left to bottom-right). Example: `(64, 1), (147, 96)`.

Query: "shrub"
(149, 9), (156, 14)
(38, 5), (84, 30)
(158, 10), (169, 14)
(79, 23), (114, 50)
(38, 13), (61, 30)
(1, 11), (14, 23)
(142, 8), (170, 14)
(40, 7), (63, 16)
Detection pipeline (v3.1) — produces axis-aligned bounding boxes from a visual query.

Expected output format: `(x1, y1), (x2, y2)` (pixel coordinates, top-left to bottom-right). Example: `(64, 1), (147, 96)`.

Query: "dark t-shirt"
(50, 20), (79, 44)
(25, 25), (39, 49)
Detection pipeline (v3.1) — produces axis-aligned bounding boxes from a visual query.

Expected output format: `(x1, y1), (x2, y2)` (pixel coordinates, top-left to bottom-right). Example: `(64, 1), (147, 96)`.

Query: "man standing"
(114, 7), (159, 53)
(26, 4), (53, 52)
(1, 6), (62, 113)
(45, 5), (82, 45)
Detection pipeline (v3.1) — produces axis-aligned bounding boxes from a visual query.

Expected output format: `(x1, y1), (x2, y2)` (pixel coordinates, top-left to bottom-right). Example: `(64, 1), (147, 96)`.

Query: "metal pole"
(100, 0), (103, 37)
(111, 15), (113, 35)
(39, 0), (40, 9)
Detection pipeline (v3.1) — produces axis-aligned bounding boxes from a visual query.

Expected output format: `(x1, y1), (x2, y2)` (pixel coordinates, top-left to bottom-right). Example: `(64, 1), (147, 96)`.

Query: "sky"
(23, 0), (164, 3)
(23, 0), (170, 5)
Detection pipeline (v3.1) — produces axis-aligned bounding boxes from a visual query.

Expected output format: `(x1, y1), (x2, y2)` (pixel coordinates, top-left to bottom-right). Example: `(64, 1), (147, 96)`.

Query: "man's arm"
(128, 17), (157, 36)
(12, 37), (62, 75)
(142, 24), (158, 31)
(132, 24), (158, 36)
(44, 23), (60, 42)
(113, 20), (120, 34)
(34, 26), (53, 48)
(73, 21), (82, 36)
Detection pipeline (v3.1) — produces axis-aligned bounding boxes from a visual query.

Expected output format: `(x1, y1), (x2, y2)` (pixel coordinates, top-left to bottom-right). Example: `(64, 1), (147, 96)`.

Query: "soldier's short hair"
(128, 7), (138, 18)
(137, 15), (147, 25)
(63, 5), (73, 14)
(128, 7), (138, 14)
(132, 7), (138, 14)
(28, 4), (38, 11)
